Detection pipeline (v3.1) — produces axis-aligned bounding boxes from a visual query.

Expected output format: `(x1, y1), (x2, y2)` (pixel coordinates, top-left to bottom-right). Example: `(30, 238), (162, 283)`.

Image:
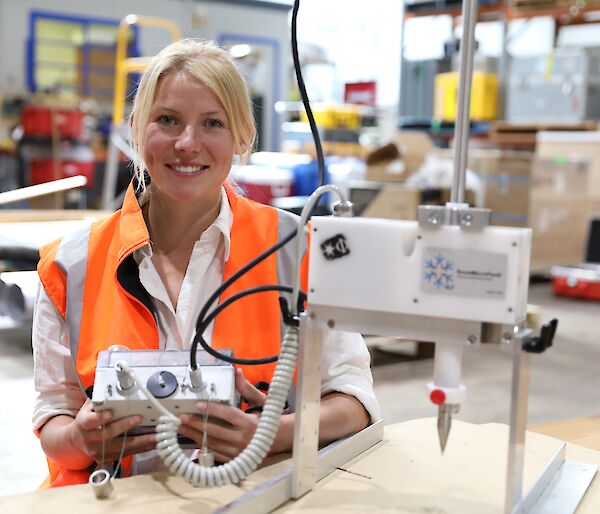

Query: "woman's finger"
(235, 368), (266, 406)
(77, 402), (114, 431)
(122, 433), (157, 456)
(195, 400), (244, 426)
(180, 413), (240, 444)
(101, 415), (143, 440)
(177, 424), (203, 447)
(88, 433), (157, 462)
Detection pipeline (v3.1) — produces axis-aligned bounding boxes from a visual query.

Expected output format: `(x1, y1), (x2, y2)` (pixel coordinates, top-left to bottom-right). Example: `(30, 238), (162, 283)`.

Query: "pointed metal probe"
(437, 403), (456, 453)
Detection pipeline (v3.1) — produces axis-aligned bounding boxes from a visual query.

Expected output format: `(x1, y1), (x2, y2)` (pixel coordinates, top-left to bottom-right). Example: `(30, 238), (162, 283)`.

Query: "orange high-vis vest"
(37, 182), (307, 488)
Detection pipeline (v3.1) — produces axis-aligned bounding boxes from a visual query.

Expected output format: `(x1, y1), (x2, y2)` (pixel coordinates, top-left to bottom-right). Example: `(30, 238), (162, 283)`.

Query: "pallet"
(509, 0), (560, 12)
(509, 0), (600, 14)
(489, 120), (597, 146)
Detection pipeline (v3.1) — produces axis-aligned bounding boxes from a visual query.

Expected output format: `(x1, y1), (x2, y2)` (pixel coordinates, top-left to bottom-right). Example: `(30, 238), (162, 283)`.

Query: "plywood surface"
(529, 415), (600, 452)
(2, 418), (599, 514)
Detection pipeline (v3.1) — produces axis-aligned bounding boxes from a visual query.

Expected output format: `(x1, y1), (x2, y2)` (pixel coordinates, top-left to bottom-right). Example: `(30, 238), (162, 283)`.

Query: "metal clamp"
(417, 205), (491, 230)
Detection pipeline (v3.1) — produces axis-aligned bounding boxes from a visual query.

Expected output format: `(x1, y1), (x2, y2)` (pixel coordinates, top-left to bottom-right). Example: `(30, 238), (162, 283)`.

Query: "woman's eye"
(206, 118), (224, 128)
(157, 115), (176, 125)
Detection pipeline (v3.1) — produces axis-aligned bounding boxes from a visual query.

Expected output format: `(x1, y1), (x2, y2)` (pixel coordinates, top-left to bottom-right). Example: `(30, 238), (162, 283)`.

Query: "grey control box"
(91, 349), (237, 427)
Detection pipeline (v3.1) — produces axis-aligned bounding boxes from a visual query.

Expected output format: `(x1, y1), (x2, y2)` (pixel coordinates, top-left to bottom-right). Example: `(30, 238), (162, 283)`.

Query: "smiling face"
(143, 70), (235, 208)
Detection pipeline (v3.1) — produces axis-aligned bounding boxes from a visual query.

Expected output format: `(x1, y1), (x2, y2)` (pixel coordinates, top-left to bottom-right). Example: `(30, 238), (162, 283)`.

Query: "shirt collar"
(215, 186), (233, 262)
(137, 186), (232, 262)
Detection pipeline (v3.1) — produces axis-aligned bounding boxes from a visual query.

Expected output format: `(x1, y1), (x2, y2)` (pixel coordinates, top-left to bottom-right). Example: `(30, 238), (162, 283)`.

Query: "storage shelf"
(403, 3), (600, 22)
(506, 5), (600, 20)
(403, 3), (503, 20)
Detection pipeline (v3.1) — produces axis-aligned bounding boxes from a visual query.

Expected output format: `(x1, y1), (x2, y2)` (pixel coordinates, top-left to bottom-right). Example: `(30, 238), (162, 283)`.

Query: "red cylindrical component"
(430, 388), (446, 405)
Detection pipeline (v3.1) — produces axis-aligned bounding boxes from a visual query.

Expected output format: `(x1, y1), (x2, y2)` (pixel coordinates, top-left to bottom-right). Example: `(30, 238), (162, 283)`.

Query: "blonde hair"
(130, 39), (256, 190)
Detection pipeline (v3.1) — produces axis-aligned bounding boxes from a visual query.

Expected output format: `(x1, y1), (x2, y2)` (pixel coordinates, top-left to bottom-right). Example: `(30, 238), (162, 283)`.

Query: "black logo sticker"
(320, 234), (350, 261)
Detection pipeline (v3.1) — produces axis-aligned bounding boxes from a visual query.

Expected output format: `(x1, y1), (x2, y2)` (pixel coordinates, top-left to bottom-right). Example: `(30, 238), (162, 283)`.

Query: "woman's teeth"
(171, 165), (207, 173)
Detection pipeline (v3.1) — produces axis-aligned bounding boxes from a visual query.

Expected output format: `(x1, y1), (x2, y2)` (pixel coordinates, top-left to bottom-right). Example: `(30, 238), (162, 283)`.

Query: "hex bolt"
(467, 334), (477, 345)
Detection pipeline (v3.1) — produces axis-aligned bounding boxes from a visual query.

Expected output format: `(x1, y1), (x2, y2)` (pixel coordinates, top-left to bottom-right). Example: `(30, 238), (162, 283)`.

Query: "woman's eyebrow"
(151, 105), (226, 118)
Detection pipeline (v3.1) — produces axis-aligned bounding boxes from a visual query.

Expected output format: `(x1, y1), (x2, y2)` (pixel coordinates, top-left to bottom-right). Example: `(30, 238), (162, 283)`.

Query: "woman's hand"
(178, 368), (269, 462)
(65, 400), (156, 466)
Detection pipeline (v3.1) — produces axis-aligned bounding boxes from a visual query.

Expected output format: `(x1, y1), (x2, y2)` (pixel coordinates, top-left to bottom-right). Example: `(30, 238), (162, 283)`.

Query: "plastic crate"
(22, 106), (83, 139)
(300, 104), (361, 130)
(30, 158), (94, 187)
(434, 71), (499, 121)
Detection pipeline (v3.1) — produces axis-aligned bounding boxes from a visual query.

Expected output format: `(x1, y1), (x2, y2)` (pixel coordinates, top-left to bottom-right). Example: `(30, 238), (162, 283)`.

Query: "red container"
(232, 165), (293, 205)
(30, 159), (95, 187)
(551, 265), (600, 301)
(22, 106), (83, 139)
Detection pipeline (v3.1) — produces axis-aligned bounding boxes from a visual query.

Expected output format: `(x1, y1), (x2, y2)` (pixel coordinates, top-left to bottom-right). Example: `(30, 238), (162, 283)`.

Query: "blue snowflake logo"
(424, 254), (455, 289)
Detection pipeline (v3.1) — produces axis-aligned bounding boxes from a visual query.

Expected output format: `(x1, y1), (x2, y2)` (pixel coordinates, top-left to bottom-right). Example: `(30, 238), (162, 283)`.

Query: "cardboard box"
(468, 149), (533, 224)
(536, 131), (600, 192)
(391, 131), (435, 174)
(529, 194), (592, 268)
(531, 157), (589, 196)
(365, 160), (406, 182)
(355, 186), (591, 269)
(349, 182), (475, 221)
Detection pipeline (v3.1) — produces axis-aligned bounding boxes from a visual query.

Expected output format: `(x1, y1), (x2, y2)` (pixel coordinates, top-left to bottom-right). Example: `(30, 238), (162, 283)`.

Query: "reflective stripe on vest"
(54, 223), (92, 398)
(274, 208), (306, 412)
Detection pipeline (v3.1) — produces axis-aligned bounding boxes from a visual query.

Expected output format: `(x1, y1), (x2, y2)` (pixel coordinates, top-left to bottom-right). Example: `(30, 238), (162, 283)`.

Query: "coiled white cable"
(115, 324), (298, 487)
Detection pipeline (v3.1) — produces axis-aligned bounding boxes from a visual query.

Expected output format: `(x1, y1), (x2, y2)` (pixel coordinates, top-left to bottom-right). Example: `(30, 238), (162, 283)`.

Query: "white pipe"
(433, 342), (464, 390)
(0, 176), (87, 206)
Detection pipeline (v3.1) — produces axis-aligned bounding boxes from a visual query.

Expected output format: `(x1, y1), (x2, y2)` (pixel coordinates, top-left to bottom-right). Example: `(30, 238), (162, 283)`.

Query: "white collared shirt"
(32, 187), (381, 452)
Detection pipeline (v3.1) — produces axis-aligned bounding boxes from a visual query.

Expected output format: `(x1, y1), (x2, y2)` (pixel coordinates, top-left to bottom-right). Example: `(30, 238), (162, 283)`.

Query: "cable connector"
(189, 366), (206, 390)
(115, 360), (135, 391)
(279, 292), (308, 327)
(332, 200), (353, 217)
(279, 297), (300, 327)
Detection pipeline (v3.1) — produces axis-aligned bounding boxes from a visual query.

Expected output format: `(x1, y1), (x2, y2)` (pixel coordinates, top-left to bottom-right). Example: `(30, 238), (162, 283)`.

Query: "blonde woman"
(33, 39), (380, 488)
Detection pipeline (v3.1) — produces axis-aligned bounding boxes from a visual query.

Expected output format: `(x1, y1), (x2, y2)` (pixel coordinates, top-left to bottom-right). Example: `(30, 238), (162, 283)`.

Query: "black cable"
(190, 228), (298, 369)
(192, 285), (305, 366)
(189, 0), (325, 369)
(292, 0), (325, 187)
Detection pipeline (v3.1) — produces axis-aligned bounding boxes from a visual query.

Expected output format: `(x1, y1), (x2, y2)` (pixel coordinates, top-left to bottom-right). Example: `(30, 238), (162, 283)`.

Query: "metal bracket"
(417, 204), (491, 230)
(512, 444), (597, 514)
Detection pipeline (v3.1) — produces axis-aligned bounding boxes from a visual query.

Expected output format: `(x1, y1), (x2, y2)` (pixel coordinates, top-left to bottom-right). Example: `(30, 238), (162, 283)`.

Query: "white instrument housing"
(307, 217), (531, 338)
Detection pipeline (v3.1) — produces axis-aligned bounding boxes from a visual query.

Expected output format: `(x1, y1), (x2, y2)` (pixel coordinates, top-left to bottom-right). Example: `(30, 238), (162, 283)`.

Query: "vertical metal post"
(504, 332), (531, 514)
(498, 0), (509, 120)
(102, 133), (120, 211)
(291, 314), (324, 498)
(399, 0), (407, 118)
(451, 0), (479, 205)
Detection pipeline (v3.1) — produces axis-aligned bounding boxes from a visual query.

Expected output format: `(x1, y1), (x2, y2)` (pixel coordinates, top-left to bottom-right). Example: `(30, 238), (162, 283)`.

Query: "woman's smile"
(166, 162), (210, 176)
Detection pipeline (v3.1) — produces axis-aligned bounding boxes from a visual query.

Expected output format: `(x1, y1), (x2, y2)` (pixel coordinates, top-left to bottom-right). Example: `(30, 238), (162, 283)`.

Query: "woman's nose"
(174, 125), (201, 153)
